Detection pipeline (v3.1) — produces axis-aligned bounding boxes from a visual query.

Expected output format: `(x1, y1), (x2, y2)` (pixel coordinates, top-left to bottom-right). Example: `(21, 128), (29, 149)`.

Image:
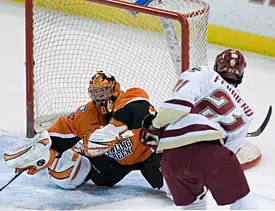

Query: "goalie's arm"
(88, 100), (154, 143)
(112, 100), (154, 129)
(48, 116), (82, 153)
(85, 100), (154, 157)
(47, 101), (103, 153)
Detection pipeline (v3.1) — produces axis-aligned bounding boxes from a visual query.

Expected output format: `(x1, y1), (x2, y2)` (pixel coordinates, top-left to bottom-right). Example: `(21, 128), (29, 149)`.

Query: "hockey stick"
(0, 169), (26, 192)
(132, 0), (182, 75)
(246, 105), (272, 137)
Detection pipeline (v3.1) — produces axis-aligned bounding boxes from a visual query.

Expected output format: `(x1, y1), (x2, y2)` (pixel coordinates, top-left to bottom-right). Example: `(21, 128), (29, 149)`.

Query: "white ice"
(1, 0), (275, 210)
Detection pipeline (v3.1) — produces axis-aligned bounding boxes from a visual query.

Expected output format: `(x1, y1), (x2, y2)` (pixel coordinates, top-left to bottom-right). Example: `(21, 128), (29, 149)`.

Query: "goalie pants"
(161, 140), (250, 206)
(85, 152), (163, 189)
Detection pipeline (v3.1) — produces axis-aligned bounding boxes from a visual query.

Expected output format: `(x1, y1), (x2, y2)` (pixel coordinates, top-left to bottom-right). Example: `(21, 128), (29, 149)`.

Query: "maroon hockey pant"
(161, 141), (250, 206)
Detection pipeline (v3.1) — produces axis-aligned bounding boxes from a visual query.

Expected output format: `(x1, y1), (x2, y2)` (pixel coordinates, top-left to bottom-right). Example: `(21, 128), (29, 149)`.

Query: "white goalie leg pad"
(236, 141), (262, 169)
(46, 149), (91, 189)
(4, 131), (56, 175)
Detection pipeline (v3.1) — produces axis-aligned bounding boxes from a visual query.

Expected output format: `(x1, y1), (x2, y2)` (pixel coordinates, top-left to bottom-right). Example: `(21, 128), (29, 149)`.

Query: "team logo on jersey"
(66, 112), (75, 120)
(106, 138), (133, 160)
(77, 105), (88, 113)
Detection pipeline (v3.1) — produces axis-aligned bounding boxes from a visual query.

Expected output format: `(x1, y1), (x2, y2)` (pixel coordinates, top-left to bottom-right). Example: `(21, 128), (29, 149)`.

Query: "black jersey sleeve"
(112, 100), (151, 130)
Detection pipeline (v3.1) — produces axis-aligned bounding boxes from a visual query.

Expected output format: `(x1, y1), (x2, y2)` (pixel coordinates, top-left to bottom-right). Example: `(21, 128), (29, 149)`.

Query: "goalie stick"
(246, 105), (272, 137)
(0, 169), (26, 192)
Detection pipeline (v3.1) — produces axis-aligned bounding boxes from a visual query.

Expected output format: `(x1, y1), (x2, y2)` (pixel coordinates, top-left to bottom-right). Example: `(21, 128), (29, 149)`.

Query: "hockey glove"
(83, 124), (134, 157)
(82, 128), (118, 157)
(139, 114), (164, 150)
(4, 131), (57, 175)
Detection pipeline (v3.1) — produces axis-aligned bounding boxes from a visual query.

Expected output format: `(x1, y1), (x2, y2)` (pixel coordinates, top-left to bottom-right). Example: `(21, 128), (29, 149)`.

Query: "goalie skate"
(4, 131), (56, 175)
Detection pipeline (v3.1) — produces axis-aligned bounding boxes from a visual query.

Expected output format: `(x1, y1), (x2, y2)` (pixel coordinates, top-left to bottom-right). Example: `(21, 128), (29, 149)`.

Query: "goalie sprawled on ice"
(4, 71), (163, 190)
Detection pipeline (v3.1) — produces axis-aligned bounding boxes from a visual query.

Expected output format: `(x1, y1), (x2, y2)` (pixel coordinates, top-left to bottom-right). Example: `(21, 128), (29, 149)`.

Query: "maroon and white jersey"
(153, 66), (254, 153)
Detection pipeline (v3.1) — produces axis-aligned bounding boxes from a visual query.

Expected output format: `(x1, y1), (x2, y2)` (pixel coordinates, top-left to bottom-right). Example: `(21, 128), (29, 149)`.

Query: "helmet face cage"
(88, 71), (118, 114)
(89, 86), (112, 106)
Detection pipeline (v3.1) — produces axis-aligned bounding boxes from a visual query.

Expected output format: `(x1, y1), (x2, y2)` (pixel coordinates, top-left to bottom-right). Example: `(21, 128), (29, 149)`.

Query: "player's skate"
(4, 131), (56, 175)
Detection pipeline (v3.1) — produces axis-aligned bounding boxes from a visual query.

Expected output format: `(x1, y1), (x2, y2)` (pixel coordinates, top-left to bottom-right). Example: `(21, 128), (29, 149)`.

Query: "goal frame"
(25, 0), (209, 137)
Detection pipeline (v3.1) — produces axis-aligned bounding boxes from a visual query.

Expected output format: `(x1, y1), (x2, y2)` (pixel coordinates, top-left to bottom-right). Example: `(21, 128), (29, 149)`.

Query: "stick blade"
(246, 105), (272, 137)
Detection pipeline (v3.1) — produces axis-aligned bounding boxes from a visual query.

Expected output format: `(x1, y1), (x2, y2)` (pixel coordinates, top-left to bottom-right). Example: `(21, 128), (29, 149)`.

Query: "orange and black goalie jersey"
(48, 87), (155, 165)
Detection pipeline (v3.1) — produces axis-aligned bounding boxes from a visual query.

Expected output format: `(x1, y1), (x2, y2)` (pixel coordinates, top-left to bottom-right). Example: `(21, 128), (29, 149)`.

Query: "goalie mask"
(88, 71), (121, 115)
(214, 49), (247, 87)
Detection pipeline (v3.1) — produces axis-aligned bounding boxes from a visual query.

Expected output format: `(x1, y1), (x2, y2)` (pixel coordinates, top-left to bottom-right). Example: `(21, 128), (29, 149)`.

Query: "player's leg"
(46, 148), (91, 189)
(47, 150), (135, 189)
(140, 152), (163, 189)
(160, 144), (208, 209)
(85, 155), (133, 187)
(161, 164), (207, 209)
(161, 141), (257, 209)
(203, 143), (257, 209)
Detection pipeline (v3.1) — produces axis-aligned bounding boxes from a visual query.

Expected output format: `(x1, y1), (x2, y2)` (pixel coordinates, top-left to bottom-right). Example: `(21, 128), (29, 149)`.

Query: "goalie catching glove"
(4, 131), (57, 175)
(139, 114), (165, 150)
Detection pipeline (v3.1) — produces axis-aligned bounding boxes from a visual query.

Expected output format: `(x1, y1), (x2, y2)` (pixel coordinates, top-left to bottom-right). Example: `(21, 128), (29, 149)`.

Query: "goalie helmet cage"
(25, 0), (210, 137)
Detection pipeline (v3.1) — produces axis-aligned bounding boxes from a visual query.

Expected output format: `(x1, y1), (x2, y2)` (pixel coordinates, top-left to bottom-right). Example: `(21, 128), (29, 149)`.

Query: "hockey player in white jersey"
(140, 49), (257, 209)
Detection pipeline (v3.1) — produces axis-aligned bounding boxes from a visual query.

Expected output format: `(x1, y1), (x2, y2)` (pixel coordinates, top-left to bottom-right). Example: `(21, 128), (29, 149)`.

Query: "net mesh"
(29, 0), (209, 127)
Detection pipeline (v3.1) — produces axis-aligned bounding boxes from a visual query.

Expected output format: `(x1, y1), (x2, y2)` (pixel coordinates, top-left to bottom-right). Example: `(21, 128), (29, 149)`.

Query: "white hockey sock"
(230, 192), (258, 210)
(159, 178), (173, 200)
(179, 197), (207, 210)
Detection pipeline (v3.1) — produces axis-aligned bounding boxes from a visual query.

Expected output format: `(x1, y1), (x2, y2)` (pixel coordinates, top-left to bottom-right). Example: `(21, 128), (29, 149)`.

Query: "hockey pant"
(85, 152), (163, 189)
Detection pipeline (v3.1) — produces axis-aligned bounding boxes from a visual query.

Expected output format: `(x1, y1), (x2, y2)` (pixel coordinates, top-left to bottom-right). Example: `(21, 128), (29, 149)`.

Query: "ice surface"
(1, 0), (275, 209)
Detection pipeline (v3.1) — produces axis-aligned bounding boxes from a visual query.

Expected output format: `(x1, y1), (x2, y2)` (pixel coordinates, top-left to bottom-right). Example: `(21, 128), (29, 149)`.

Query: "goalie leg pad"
(4, 131), (56, 175)
(46, 149), (91, 189)
(236, 141), (262, 169)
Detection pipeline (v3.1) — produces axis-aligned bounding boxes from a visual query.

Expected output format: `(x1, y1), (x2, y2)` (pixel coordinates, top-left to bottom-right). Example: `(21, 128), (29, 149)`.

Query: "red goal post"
(25, 0), (210, 137)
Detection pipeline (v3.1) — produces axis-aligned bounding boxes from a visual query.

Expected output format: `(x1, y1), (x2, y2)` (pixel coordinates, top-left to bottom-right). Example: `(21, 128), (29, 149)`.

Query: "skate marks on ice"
(0, 136), (169, 210)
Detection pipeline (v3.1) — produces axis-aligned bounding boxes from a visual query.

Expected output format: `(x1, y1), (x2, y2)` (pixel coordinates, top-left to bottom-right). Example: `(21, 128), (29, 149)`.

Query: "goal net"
(25, 0), (210, 137)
